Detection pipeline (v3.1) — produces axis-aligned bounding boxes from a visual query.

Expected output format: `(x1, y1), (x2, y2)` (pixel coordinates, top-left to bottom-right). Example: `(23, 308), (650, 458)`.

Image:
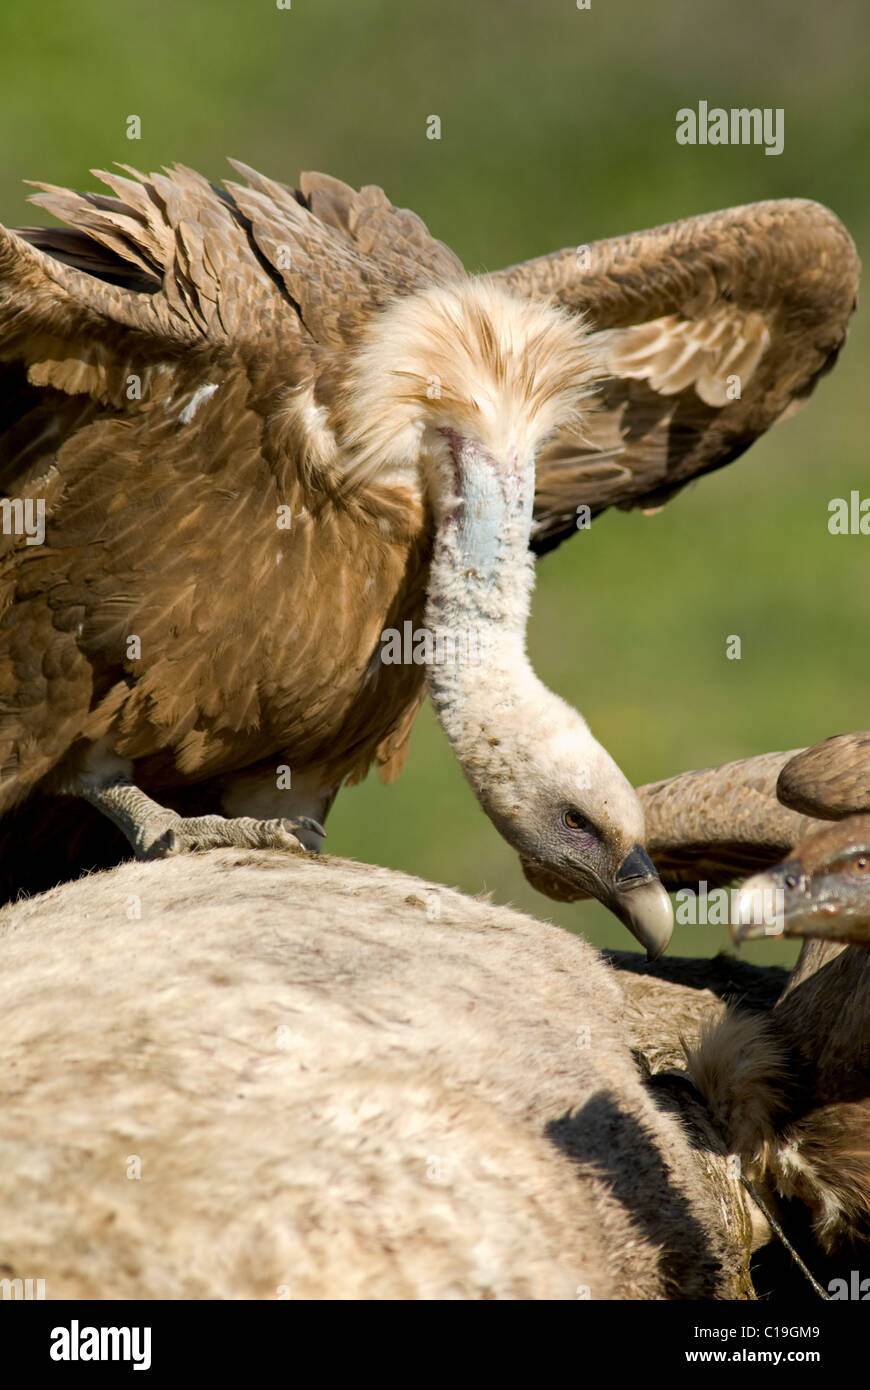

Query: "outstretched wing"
(637, 751), (823, 889)
(0, 161), (463, 496)
(491, 200), (860, 554)
(0, 164), (459, 810)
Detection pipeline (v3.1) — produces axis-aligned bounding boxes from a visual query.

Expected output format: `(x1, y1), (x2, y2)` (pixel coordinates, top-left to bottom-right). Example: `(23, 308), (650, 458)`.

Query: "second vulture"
(734, 733), (870, 950)
(625, 735), (870, 1251)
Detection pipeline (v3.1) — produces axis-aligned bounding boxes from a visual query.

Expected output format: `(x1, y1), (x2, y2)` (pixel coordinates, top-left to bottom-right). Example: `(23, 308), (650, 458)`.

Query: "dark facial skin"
(520, 807), (674, 960)
(733, 814), (870, 946)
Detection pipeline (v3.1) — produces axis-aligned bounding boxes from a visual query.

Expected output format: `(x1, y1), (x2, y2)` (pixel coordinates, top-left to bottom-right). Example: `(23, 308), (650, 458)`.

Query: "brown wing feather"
(637, 751), (824, 889)
(490, 200), (860, 553)
(225, 161), (462, 346)
(298, 170), (465, 284)
(776, 732), (870, 820)
(627, 737), (870, 889)
(0, 163), (441, 834)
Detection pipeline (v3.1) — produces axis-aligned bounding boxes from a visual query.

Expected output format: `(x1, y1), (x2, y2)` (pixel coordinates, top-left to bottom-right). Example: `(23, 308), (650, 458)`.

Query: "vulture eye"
(563, 808), (593, 833)
(855, 855), (870, 874)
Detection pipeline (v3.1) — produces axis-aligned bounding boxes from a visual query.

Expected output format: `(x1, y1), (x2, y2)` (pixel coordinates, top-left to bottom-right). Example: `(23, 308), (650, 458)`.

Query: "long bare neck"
(423, 437), (547, 773)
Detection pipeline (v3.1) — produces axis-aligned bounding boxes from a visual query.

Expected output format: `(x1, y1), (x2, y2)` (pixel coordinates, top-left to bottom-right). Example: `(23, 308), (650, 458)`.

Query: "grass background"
(1, 0), (867, 964)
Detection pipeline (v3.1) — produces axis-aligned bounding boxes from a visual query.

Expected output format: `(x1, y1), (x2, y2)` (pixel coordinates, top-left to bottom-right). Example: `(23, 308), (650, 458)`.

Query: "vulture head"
(341, 280), (673, 956)
(733, 814), (870, 947)
(468, 684), (672, 954)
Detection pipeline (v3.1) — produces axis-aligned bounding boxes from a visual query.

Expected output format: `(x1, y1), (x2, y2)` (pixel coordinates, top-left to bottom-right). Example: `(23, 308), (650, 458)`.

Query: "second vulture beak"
(731, 865), (792, 945)
(609, 844), (674, 961)
(730, 860), (852, 945)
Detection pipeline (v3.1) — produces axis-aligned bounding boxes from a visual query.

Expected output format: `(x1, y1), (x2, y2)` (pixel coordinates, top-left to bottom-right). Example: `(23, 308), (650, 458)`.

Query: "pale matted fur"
(0, 850), (751, 1300)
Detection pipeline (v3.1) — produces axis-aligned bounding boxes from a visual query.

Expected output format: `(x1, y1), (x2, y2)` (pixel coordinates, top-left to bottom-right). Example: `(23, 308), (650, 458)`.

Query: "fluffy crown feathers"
(330, 279), (601, 489)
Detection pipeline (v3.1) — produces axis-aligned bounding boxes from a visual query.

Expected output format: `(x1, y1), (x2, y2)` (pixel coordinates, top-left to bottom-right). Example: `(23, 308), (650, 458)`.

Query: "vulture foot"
(139, 813), (310, 860)
(77, 778), (324, 860)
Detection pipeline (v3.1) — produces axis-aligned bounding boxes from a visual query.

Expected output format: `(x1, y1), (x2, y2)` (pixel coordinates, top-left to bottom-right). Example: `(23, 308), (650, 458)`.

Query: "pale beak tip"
(618, 878), (674, 960)
(730, 875), (785, 946)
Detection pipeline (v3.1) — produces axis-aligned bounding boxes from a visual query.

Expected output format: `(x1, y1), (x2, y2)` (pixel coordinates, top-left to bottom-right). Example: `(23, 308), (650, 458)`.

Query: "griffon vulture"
(734, 733), (870, 949)
(0, 163), (859, 948)
(620, 739), (870, 1249)
(692, 775), (870, 1254)
(525, 746), (824, 902)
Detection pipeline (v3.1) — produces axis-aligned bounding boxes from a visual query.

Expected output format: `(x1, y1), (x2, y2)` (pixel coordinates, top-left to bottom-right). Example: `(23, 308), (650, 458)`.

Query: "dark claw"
(293, 817), (327, 839)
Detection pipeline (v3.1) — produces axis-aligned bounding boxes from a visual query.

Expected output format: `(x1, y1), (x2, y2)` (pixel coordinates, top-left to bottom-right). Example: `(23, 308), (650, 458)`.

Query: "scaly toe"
(255, 818), (304, 851)
(137, 814), (304, 858)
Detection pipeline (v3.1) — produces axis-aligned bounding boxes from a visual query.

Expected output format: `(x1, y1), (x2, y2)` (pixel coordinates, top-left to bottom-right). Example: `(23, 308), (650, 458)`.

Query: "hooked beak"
(731, 866), (790, 945)
(732, 860), (861, 946)
(609, 844), (674, 961)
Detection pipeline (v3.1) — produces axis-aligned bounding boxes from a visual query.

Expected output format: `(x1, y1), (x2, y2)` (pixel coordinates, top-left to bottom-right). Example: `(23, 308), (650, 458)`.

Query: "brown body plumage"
(642, 735), (870, 1250)
(0, 164), (859, 902)
(690, 941), (870, 1253)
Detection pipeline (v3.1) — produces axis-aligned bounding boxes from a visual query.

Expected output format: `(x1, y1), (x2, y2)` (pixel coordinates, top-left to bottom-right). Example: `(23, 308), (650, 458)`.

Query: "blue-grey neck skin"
(419, 430), (585, 846)
(440, 438), (533, 601)
(424, 436), (541, 756)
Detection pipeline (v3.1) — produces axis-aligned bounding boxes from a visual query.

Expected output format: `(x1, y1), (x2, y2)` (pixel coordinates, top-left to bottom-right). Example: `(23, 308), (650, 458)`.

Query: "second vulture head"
(733, 814), (870, 947)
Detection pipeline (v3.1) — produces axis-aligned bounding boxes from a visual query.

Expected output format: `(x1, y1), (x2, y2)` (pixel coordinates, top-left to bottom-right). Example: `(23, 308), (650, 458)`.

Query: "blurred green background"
(1, 0), (867, 964)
